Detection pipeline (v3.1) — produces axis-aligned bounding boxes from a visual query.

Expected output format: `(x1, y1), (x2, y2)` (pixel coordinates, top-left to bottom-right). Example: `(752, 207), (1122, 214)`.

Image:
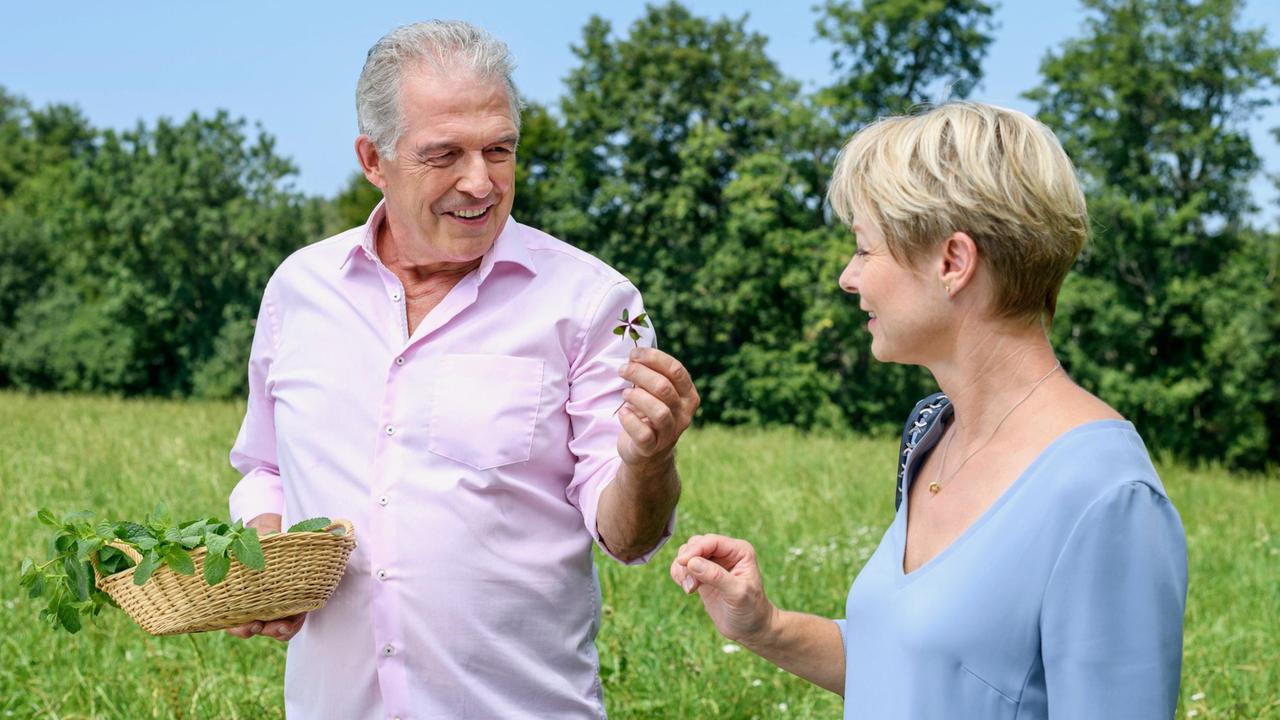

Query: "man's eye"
(855, 248), (869, 258)
(486, 147), (513, 157)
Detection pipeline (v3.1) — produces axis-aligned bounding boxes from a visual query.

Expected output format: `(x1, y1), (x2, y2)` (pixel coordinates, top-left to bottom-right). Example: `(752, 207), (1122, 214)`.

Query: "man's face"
(374, 67), (518, 264)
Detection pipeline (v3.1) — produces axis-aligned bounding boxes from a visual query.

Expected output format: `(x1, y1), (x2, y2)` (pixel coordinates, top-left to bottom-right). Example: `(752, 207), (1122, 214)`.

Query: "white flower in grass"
(751, 679), (762, 687)
(1186, 711), (1198, 718)
(1190, 692), (1205, 702)
(721, 643), (741, 654)
(777, 702), (788, 712)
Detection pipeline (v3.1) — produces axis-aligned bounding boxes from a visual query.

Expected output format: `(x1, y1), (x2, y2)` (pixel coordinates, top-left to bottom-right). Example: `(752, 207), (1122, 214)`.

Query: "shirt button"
(395, 356), (405, 366)
(384, 425), (395, 436)
(383, 644), (396, 656)
(391, 291), (402, 301)
(377, 495), (388, 506)
(376, 569), (388, 580)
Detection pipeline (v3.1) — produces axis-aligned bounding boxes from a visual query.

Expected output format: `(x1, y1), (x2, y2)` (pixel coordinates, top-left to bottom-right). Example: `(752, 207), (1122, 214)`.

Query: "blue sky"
(4, 1), (1278, 219)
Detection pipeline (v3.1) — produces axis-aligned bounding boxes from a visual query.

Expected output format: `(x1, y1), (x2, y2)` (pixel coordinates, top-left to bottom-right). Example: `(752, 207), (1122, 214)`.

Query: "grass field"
(2, 392), (1277, 718)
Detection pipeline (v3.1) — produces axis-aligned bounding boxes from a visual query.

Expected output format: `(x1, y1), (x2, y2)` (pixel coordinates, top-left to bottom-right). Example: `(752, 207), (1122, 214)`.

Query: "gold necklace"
(928, 362), (1062, 495)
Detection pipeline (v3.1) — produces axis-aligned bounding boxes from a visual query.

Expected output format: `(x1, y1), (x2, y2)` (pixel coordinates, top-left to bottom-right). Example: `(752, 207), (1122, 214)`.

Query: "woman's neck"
(928, 319), (1060, 448)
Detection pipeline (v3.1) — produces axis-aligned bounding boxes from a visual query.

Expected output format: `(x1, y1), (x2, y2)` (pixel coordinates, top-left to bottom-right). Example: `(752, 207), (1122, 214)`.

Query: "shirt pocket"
(426, 354), (545, 470)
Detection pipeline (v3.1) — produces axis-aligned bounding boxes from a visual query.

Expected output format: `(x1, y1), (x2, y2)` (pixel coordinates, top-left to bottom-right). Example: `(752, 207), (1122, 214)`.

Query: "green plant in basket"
(17, 505), (335, 634)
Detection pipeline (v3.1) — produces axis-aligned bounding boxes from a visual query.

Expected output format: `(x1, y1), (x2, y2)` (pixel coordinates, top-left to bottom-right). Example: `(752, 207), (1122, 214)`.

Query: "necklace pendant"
(928, 481), (941, 495)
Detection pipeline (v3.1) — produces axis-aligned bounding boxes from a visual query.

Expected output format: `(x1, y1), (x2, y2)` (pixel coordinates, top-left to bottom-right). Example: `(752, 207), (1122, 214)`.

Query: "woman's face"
(838, 220), (945, 364)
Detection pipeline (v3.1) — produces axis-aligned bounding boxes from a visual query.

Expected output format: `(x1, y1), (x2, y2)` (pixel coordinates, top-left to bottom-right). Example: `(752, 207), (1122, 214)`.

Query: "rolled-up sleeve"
(228, 279), (284, 523)
(563, 279), (675, 565)
(1041, 481), (1188, 718)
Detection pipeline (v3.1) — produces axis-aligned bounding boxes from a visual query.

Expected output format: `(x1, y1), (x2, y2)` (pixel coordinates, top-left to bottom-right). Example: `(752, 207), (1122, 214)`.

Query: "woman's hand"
(670, 534), (778, 647)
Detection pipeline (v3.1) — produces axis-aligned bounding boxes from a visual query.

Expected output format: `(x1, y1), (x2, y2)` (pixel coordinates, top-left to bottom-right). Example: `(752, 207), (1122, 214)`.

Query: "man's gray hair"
(356, 20), (522, 159)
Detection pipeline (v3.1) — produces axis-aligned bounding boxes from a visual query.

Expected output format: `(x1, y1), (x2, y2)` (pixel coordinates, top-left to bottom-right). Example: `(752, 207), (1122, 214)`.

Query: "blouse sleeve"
(1040, 480), (1188, 718)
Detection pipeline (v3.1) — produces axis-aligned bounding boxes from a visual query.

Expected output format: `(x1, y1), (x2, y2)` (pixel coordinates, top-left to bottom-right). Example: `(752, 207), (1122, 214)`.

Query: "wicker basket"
(93, 519), (357, 636)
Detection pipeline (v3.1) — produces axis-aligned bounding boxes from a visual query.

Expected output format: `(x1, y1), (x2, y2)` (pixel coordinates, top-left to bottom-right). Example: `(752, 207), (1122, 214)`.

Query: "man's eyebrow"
(413, 142), (458, 158)
(412, 135), (520, 158)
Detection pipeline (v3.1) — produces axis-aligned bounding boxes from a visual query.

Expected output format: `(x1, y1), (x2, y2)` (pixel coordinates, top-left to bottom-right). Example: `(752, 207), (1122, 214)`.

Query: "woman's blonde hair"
(827, 102), (1088, 326)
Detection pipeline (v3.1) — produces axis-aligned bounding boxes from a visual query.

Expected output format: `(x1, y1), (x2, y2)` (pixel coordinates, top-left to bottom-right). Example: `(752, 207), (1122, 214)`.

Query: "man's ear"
(354, 135), (389, 191)
(938, 231), (979, 298)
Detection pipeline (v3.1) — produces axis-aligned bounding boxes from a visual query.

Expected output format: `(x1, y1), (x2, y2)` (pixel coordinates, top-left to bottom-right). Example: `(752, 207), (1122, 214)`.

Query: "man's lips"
(444, 206), (492, 223)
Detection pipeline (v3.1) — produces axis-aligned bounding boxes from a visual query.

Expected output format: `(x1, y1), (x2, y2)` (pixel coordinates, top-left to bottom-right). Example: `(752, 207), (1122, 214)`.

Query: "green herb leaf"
(76, 538), (102, 562)
(633, 313), (649, 328)
(63, 557), (90, 602)
(115, 522), (150, 541)
(62, 510), (94, 525)
(621, 308), (630, 322)
(28, 573), (45, 599)
(134, 536), (158, 551)
(96, 546), (135, 575)
(204, 533), (233, 556)
(287, 517), (331, 533)
(164, 546), (195, 576)
(203, 552), (231, 585)
(36, 508), (59, 528)
(231, 529), (265, 571)
(132, 552), (161, 587)
(56, 601), (81, 634)
(612, 326), (625, 336)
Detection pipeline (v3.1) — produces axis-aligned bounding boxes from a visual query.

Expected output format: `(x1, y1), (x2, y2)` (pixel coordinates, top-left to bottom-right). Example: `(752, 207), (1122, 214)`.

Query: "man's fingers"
(620, 361), (682, 407)
(225, 620), (265, 639)
(618, 405), (657, 448)
(225, 615), (305, 641)
(261, 613), (306, 641)
(622, 388), (675, 435)
(627, 348), (697, 398)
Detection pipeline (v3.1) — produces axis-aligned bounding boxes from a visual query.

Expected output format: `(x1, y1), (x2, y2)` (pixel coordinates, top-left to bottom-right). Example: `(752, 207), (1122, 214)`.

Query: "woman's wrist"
(738, 603), (784, 653)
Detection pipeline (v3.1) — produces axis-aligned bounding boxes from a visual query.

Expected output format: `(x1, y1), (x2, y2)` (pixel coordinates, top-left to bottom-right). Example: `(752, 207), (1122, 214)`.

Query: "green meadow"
(2, 392), (1276, 718)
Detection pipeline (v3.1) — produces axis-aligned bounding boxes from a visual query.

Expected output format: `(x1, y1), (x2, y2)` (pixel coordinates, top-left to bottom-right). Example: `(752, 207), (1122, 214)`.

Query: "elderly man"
(224, 20), (697, 719)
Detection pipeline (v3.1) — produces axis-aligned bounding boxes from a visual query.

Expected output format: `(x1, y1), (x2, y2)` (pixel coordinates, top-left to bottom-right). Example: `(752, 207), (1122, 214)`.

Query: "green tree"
(326, 170), (383, 236)
(0, 108), (323, 397)
(1027, 0), (1280, 466)
(815, 0), (997, 131)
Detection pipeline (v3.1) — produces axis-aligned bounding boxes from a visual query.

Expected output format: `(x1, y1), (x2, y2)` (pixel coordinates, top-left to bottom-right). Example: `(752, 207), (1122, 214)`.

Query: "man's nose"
(455, 152), (494, 198)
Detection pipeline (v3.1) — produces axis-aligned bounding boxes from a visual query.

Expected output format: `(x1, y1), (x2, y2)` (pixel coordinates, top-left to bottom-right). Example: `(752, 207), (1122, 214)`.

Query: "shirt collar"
(338, 199), (537, 282)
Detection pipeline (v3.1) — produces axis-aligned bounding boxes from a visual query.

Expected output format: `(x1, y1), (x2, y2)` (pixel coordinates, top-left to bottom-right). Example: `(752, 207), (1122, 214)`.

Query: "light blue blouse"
(835, 416), (1188, 719)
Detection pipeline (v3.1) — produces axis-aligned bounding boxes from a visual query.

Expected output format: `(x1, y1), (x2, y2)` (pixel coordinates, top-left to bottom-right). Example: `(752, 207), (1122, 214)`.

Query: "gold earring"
(944, 283), (951, 294)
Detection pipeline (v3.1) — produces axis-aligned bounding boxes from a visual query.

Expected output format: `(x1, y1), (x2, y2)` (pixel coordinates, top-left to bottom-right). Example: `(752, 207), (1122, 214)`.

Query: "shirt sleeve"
(1041, 480), (1188, 718)
(563, 279), (675, 565)
(227, 279), (285, 523)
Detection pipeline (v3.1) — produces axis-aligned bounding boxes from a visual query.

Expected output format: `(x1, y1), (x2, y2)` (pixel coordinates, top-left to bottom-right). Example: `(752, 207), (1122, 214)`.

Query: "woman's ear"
(938, 231), (979, 298)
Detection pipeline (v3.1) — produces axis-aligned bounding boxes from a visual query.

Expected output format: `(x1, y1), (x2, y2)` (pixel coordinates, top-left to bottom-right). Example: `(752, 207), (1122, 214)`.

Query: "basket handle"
(91, 541), (143, 584)
(324, 519), (355, 537)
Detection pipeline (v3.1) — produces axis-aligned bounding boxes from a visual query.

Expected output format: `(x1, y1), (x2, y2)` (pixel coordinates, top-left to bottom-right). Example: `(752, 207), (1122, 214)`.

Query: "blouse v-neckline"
(896, 415), (1134, 583)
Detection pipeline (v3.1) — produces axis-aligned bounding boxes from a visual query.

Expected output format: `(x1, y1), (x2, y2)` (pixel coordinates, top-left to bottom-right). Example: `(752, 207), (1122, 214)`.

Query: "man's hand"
(224, 513), (307, 642)
(616, 347), (700, 466)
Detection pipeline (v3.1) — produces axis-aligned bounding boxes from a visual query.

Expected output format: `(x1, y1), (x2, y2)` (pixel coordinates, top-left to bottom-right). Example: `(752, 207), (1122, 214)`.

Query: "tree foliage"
(0, 0), (1276, 468)
(1028, 0), (1279, 467)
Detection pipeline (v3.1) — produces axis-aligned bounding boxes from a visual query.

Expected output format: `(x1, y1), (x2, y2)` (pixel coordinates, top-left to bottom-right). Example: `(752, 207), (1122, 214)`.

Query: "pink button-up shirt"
(228, 202), (671, 719)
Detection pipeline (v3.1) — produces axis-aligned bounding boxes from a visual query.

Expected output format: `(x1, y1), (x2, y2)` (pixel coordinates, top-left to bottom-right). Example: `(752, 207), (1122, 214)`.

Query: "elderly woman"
(671, 102), (1187, 718)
